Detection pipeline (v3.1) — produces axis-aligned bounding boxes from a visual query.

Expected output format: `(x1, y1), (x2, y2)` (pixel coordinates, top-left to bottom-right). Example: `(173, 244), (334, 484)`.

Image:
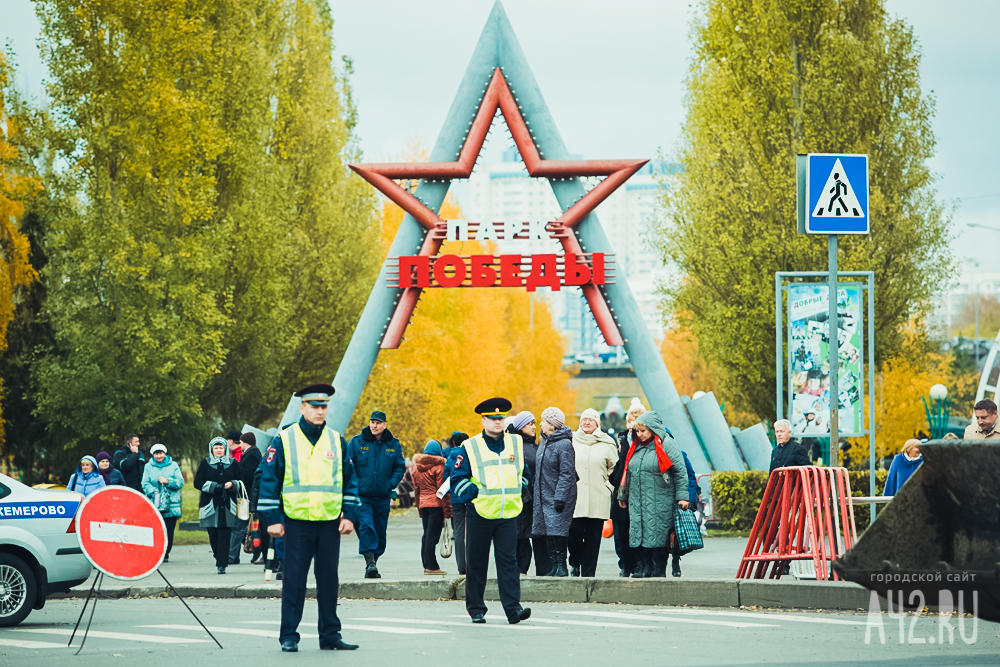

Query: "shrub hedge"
(710, 469), (889, 532)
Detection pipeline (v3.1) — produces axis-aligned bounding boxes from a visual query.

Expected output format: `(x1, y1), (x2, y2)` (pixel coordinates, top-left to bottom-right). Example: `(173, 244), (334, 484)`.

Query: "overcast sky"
(4, 1), (999, 269)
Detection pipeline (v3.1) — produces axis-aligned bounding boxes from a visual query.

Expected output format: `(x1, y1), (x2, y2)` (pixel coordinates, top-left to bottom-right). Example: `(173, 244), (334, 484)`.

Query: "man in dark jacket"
(229, 431), (263, 564)
(769, 419), (811, 473)
(346, 410), (406, 578)
(114, 434), (145, 491)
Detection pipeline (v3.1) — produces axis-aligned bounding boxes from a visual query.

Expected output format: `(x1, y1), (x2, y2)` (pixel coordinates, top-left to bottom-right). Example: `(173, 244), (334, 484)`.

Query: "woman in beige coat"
(568, 408), (619, 577)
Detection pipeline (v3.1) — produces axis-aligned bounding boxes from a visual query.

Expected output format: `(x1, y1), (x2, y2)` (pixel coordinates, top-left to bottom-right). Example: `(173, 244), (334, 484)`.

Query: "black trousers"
(517, 537), (548, 575)
(206, 528), (231, 568)
(568, 517), (605, 577)
(163, 516), (178, 557)
(419, 507), (445, 570)
(465, 507), (520, 620)
(280, 517), (343, 646)
(612, 518), (636, 573)
(451, 503), (467, 574)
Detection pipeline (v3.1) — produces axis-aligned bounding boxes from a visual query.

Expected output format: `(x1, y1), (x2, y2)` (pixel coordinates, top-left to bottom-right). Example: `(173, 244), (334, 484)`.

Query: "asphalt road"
(2, 598), (997, 666)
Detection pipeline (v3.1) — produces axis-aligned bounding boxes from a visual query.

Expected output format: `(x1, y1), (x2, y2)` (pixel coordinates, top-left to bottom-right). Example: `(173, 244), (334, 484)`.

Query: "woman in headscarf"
(412, 439), (451, 575)
(67, 455), (106, 496)
(506, 411), (548, 576)
(568, 408), (619, 577)
(94, 451), (126, 487)
(617, 411), (689, 578)
(609, 398), (645, 576)
(532, 407), (577, 576)
(194, 436), (242, 574)
(883, 439), (923, 496)
(141, 444), (185, 563)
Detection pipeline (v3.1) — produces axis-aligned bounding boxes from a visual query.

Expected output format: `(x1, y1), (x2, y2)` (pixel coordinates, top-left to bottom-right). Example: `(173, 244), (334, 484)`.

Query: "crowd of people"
(64, 399), (708, 580)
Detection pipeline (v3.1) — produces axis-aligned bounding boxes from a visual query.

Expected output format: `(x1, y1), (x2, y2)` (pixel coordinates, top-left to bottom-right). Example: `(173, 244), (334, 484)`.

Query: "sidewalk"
(63, 509), (870, 611)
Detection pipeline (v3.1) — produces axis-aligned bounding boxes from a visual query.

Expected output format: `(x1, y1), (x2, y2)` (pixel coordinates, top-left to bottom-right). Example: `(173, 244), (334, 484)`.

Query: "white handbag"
(439, 520), (453, 559)
(236, 480), (251, 521)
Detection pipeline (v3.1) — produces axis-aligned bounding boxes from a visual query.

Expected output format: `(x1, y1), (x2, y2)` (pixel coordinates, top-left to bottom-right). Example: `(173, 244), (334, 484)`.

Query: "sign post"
(798, 153), (869, 469)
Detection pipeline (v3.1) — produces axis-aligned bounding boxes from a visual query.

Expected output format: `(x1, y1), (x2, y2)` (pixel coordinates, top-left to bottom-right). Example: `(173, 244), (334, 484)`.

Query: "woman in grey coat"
(193, 436), (242, 574)
(617, 411), (689, 578)
(532, 407), (577, 577)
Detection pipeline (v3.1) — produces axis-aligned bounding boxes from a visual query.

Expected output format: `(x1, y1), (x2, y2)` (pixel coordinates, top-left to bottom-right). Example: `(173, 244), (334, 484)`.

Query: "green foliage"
(654, 0), (953, 419)
(710, 468), (887, 532)
(0, 1), (379, 481)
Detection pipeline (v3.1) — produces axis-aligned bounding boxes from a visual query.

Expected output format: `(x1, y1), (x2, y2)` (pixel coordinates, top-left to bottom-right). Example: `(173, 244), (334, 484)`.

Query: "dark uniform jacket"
(346, 427), (406, 501)
(450, 430), (532, 507)
(769, 438), (812, 473)
(256, 417), (361, 526)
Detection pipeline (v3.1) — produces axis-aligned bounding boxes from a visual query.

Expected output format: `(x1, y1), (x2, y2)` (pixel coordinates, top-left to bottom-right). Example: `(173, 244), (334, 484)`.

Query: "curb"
(54, 577), (870, 611)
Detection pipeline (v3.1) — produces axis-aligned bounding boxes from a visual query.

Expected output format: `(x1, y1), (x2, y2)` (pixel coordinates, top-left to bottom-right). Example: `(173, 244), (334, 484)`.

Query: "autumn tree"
(654, 0), (952, 419)
(348, 196), (577, 454)
(0, 50), (40, 450)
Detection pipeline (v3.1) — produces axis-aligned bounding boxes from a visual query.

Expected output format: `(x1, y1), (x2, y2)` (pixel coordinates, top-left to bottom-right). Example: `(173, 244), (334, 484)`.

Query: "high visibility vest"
(280, 423), (343, 521)
(467, 433), (523, 519)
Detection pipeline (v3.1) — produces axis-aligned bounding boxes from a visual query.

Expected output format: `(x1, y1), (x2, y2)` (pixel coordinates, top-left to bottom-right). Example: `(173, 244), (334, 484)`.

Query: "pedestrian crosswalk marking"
(811, 158), (864, 218)
(630, 608), (861, 626)
(0, 637), (67, 649)
(530, 618), (659, 629)
(559, 610), (777, 628)
(13, 628), (213, 644)
(351, 616), (548, 630)
(236, 620), (449, 635)
(140, 624), (315, 639)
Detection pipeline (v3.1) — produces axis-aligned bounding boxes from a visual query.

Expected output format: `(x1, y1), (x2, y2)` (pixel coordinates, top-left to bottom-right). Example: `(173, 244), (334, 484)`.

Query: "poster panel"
(788, 283), (864, 436)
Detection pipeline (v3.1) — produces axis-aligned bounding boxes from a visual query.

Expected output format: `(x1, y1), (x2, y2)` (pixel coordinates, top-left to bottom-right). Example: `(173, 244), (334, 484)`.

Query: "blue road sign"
(806, 153), (869, 234)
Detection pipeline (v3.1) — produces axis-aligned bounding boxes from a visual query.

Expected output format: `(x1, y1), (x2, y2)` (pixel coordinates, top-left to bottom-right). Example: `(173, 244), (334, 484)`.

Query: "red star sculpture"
(350, 67), (647, 349)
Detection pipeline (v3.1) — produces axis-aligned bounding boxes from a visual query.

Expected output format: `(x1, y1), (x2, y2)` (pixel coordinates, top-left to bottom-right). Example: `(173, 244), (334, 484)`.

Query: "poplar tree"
(654, 0), (951, 418)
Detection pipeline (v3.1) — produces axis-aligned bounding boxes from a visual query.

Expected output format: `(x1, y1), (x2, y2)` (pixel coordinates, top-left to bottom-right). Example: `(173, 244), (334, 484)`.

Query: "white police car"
(0, 472), (92, 626)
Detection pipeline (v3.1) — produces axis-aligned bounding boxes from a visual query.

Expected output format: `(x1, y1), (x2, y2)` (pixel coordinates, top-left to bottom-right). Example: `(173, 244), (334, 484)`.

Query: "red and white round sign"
(76, 486), (167, 580)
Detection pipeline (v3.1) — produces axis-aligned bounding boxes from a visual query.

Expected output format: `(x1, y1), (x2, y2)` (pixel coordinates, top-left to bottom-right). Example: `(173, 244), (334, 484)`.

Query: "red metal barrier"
(736, 466), (857, 580)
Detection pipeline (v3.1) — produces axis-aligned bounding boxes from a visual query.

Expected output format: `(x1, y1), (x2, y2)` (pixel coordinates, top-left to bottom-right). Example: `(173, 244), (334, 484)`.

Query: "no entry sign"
(76, 486), (167, 580)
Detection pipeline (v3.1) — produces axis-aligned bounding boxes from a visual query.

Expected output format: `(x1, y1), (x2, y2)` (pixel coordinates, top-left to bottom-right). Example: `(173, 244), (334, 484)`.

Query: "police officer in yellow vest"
(257, 383), (362, 653)
(450, 397), (532, 624)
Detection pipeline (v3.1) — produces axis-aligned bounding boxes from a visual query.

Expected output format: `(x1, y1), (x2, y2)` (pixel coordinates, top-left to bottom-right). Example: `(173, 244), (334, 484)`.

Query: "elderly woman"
(568, 408), (618, 577)
(94, 452), (126, 486)
(883, 439), (923, 496)
(194, 436), (242, 574)
(142, 444), (185, 562)
(532, 407), (577, 577)
(67, 456), (106, 496)
(412, 439), (450, 575)
(617, 411), (689, 578)
(609, 398), (646, 576)
(507, 411), (548, 576)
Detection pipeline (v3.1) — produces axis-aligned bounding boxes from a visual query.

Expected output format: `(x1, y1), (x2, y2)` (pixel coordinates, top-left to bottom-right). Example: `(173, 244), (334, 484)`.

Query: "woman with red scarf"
(617, 411), (689, 577)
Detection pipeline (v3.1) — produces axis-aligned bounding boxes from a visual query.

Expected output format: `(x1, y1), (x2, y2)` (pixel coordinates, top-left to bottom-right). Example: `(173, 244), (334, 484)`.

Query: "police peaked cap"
(295, 383), (336, 404)
(475, 397), (512, 419)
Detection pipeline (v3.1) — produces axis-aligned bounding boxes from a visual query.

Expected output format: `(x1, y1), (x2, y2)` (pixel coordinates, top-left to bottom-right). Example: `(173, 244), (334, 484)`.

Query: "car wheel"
(0, 553), (37, 627)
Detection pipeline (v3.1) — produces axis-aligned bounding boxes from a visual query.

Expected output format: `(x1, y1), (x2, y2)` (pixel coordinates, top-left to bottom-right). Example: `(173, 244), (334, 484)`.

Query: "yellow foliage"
(0, 50), (41, 443)
(351, 196), (577, 455)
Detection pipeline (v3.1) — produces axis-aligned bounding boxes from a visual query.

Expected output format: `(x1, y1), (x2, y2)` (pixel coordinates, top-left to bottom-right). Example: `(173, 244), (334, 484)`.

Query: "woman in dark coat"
(507, 411), (549, 576)
(532, 407), (577, 577)
(194, 436), (242, 574)
(617, 411), (689, 578)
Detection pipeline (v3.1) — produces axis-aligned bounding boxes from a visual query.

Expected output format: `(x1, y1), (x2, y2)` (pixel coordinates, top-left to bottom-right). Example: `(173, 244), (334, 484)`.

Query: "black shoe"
(275, 570), (283, 581)
(217, 566), (226, 574)
(619, 568), (627, 577)
(631, 570), (646, 578)
(672, 557), (682, 578)
(229, 557), (239, 565)
(552, 562), (568, 577)
(508, 607), (531, 624)
(363, 552), (381, 579)
(251, 558), (262, 565)
(320, 638), (359, 650)
(281, 641), (298, 652)
(570, 565), (581, 577)
(471, 614), (486, 624)
(163, 554), (169, 563)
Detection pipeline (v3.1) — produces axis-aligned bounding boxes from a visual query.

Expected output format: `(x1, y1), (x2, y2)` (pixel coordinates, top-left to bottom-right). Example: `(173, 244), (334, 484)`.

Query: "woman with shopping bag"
(141, 444), (185, 562)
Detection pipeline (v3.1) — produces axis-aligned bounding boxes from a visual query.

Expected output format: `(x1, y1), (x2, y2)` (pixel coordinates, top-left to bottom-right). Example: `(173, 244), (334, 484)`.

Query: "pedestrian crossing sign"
(805, 153), (869, 234)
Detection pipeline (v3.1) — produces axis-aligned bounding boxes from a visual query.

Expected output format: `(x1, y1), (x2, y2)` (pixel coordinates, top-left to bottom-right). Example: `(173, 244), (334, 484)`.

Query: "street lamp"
(922, 384), (951, 440)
